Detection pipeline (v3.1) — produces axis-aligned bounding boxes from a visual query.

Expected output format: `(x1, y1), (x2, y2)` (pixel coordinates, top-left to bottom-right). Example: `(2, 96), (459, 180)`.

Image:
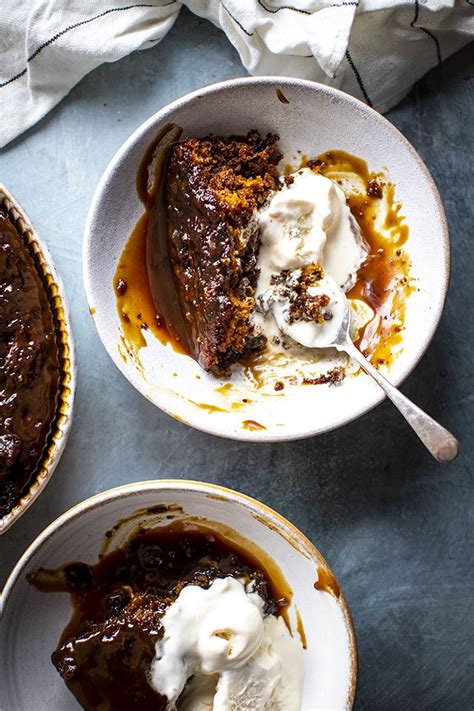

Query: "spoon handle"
(343, 341), (459, 463)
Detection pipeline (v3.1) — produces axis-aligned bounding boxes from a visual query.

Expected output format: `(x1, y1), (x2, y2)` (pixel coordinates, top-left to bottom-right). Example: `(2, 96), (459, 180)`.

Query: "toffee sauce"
(295, 607), (308, 650)
(114, 212), (186, 363)
(242, 419), (267, 431)
(314, 565), (341, 599)
(316, 150), (413, 367)
(114, 124), (188, 365)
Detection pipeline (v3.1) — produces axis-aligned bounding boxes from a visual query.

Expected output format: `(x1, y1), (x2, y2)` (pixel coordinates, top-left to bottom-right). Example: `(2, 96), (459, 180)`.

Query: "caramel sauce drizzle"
(295, 607), (308, 649)
(314, 565), (341, 599)
(114, 212), (185, 364)
(242, 419), (266, 431)
(315, 150), (413, 367)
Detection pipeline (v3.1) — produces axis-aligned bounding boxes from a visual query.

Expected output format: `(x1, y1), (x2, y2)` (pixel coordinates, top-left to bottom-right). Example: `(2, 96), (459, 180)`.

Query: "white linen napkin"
(0, 0), (472, 148)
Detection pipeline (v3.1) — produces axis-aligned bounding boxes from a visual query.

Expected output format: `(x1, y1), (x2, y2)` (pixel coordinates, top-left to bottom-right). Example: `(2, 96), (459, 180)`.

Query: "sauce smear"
(317, 150), (413, 368)
(114, 213), (186, 361)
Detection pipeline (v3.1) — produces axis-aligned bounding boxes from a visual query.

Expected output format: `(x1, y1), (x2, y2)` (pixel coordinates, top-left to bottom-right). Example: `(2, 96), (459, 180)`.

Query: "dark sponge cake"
(164, 131), (281, 372)
(52, 592), (168, 711)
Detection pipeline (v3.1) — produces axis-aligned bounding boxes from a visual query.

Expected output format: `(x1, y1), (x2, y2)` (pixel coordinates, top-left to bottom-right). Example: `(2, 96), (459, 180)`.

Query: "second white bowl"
(0, 480), (357, 710)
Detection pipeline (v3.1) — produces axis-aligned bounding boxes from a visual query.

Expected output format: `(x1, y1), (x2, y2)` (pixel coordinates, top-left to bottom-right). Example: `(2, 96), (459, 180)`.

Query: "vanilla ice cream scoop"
(150, 577), (303, 710)
(257, 169), (337, 271)
(257, 168), (367, 294)
(253, 168), (371, 353)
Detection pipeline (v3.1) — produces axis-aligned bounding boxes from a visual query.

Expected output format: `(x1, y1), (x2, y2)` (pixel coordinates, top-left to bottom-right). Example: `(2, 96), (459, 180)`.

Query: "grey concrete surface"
(0, 9), (473, 710)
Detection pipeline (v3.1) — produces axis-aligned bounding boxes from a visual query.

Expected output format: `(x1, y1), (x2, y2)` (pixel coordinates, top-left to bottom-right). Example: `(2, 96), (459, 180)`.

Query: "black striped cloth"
(0, 0), (472, 147)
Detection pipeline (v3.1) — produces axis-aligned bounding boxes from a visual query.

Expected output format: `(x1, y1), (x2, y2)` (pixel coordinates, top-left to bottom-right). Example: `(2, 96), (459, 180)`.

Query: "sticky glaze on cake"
(0, 211), (60, 516)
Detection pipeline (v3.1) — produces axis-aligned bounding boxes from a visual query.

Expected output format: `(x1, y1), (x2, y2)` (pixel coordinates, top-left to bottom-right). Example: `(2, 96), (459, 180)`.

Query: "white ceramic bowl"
(84, 77), (449, 441)
(0, 186), (76, 534)
(0, 480), (357, 710)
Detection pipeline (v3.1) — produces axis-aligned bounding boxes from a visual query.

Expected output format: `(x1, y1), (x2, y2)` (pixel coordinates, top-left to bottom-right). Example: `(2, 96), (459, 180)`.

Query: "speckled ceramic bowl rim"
(0, 186), (76, 534)
(84, 76), (450, 442)
(1, 479), (358, 708)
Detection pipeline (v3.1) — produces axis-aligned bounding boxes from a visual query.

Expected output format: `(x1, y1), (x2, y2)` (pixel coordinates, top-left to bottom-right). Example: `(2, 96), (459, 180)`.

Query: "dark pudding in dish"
(29, 519), (303, 710)
(0, 211), (60, 516)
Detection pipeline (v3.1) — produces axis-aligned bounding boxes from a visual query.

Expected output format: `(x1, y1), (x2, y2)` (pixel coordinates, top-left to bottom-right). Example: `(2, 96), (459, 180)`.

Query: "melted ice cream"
(150, 577), (303, 710)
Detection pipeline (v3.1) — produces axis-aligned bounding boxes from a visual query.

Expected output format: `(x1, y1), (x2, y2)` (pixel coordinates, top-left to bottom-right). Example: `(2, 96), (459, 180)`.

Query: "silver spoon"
(273, 284), (459, 463)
